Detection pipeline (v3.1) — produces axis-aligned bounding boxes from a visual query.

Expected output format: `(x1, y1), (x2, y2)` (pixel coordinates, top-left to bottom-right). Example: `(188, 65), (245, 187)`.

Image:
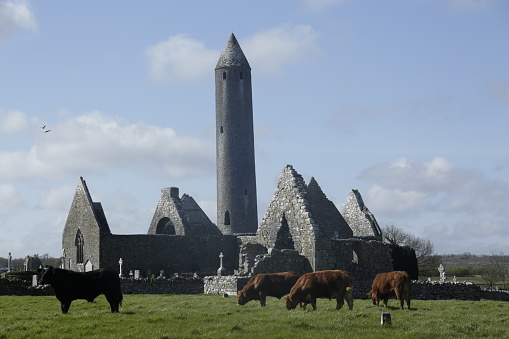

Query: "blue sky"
(1, 0), (508, 258)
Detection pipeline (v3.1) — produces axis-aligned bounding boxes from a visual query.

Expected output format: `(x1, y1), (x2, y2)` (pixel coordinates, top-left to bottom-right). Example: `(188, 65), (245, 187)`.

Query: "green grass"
(0, 295), (508, 338)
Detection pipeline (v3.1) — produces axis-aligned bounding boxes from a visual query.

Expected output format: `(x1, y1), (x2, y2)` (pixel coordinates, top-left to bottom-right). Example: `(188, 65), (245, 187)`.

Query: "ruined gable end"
(62, 177), (109, 271)
(306, 177), (353, 239)
(342, 189), (382, 240)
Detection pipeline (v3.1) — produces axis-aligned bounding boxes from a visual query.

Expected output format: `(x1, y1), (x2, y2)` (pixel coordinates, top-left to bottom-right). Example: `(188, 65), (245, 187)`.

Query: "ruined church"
(61, 34), (393, 280)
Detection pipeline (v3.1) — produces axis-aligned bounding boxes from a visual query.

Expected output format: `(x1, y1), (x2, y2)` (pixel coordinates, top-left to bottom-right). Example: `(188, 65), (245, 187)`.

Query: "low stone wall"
(2, 276), (508, 301)
(203, 275), (250, 296)
(0, 278), (53, 296)
(353, 280), (509, 301)
(120, 277), (203, 295)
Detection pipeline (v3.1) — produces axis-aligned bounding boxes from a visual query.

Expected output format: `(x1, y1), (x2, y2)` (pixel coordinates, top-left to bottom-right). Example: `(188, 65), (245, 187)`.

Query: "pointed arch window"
(220, 125), (224, 133)
(75, 229), (84, 264)
(224, 210), (230, 225)
(240, 71), (243, 80)
(223, 71), (227, 80)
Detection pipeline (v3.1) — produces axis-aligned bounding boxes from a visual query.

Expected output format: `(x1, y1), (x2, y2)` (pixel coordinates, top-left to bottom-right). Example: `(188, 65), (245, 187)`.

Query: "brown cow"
(284, 270), (354, 311)
(367, 271), (411, 310)
(237, 272), (299, 307)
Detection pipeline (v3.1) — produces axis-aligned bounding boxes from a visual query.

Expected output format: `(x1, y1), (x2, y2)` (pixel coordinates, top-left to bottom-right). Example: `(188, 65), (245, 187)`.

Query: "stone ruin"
(237, 165), (392, 280)
(61, 164), (392, 281)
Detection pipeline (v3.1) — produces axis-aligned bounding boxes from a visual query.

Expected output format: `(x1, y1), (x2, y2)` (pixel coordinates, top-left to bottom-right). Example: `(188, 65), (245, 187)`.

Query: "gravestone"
(381, 312), (392, 325)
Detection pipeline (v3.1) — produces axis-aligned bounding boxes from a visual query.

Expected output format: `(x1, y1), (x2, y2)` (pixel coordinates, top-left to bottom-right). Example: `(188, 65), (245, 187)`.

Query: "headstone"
(134, 270), (140, 279)
(32, 275), (38, 287)
(118, 258), (123, 277)
(381, 312), (392, 325)
(438, 264), (446, 283)
(7, 252), (12, 272)
(85, 260), (93, 272)
(217, 252), (226, 276)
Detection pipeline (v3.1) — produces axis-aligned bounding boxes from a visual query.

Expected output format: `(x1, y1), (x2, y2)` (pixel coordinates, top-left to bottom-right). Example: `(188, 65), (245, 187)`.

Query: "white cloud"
(0, 109), (27, 135)
(145, 34), (219, 82)
(0, 184), (23, 220)
(36, 183), (75, 211)
(0, 0), (37, 41)
(361, 157), (509, 218)
(0, 110), (215, 181)
(242, 25), (321, 73)
(145, 26), (321, 82)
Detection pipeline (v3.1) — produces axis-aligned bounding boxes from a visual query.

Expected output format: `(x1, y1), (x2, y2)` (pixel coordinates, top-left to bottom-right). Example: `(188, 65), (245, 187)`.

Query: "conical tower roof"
(215, 33), (251, 69)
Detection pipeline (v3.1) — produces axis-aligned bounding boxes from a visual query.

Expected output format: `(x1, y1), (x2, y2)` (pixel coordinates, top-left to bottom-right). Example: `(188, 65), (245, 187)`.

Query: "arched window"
(156, 217), (176, 235)
(223, 71), (226, 80)
(224, 210), (230, 225)
(220, 126), (224, 133)
(75, 229), (84, 264)
(240, 71), (243, 80)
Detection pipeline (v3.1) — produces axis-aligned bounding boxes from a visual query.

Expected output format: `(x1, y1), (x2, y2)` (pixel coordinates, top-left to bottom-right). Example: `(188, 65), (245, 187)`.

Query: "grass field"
(0, 294), (508, 338)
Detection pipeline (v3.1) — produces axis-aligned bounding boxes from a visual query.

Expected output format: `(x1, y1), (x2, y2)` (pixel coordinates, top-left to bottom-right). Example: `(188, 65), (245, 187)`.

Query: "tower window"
(75, 229), (84, 264)
(220, 126), (224, 133)
(244, 188), (247, 195)
(240, 71), (243, 80)
(223, 71), (226, 80)
(224, 210), (230, 225)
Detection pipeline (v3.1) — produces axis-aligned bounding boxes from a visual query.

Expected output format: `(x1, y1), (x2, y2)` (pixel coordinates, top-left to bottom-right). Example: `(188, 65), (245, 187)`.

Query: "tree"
(480, 251), (508, 289)
(383, 225), (440, 279)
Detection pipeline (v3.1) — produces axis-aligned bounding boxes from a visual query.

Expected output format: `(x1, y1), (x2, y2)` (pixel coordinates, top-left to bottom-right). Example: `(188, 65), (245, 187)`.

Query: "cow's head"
(366, 290), (378, 305)
(37, 265), (56, 285)
(284, 294), (299, 310)
(237, 291), (248, 306)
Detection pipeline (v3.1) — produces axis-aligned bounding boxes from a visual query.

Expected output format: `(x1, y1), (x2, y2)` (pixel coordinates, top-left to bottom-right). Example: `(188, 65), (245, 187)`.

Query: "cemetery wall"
(2, 277), (508, 301)
(120, 277), (204, 295)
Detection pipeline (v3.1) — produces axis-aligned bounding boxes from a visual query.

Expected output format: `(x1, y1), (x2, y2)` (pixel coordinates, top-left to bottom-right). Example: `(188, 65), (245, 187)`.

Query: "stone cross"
(118, 258), (123, 277)
(61, 249), (66, 269)
(217, 252), (226, 276)
(438, 264), (446, 282)
(7, 252), (11, 272)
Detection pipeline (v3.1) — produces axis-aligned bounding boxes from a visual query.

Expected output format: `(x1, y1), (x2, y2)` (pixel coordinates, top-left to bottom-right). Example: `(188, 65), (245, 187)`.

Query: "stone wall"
(2, 277), (508, 301)
(203, 275), (250, 296)
(250, 249), (312, 275)
(257, 165), (318, 265)
(100, 234), (239, 277)
(342, 189), (382, 240)
(120, 277), (203, 295)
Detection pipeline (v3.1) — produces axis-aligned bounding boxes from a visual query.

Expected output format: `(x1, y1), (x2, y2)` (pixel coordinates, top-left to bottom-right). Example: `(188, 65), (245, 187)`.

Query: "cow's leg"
(259, 292), (266, 307)
(310, 296), (317, 311)
(405, 291), (411, 310)
(345, 288), (354, 311)
(395, 289), (404, 310)
(105, 294), (120, 313)
(61, 301), (71, 314)
(383, 296), (389, 308)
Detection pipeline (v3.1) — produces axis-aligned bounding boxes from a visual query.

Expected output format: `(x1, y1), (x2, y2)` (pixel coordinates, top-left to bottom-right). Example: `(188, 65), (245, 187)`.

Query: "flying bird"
(41, 125), (46, 129)
(44, 130), (51, 133)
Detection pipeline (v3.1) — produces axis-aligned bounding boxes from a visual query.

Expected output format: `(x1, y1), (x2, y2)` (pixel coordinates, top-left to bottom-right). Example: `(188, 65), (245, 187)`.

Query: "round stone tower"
(215, 33), (258, 235)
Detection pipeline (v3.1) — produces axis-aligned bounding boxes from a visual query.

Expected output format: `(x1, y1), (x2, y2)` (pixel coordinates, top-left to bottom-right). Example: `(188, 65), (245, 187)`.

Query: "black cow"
(37, 266), (123, 314)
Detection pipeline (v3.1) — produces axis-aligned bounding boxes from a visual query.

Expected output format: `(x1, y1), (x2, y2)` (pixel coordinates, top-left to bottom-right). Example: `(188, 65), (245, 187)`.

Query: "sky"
(1, 0), (508, 258)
